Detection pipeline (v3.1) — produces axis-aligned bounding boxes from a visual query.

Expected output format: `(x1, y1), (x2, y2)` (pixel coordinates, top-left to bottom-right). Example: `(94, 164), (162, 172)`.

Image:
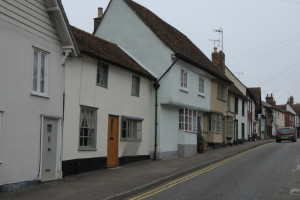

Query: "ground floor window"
(226, 116), (233, 137)
(179, 108), (199, 132)
(79, 106), (97, 150)
(209, 114), (223, 133)
(121, 117), (142, 141)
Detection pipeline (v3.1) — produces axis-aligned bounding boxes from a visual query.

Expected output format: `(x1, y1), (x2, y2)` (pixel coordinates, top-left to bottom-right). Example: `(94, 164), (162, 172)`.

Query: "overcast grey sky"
(62, 0), (300, 105)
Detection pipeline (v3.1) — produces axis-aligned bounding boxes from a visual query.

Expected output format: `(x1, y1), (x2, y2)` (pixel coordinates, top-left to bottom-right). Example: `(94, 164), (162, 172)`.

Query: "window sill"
(198, 93), (205, 98)
(180, 88), (189, 93)
(78, 147), (97, 151)
(217, 97), (227, 102)
(179, 130), (198, 134)
(120, 138), (142, 142)
(31, 92), (49, 99)
(96, 84), (108, 89)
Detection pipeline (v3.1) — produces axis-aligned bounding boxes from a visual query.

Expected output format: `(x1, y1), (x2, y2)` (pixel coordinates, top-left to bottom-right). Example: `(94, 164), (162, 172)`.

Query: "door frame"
(107, 114), (119, 168)
(39, 115), (63, 181)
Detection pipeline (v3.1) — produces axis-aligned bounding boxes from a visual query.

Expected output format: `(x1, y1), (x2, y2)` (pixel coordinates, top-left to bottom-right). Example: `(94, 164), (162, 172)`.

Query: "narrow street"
(129, 142), (300, 200)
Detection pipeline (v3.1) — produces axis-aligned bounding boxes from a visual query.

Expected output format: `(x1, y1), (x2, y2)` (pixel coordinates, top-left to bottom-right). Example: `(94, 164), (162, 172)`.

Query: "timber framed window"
(242, 101), (245, 116)
(235, 97), (239, 114)
(198, 76), (205, 96)
(180, 69), (188, 90)
(226, 116), (234, 137)
(79, 106), (97, 150)
(179, 108), (199, 132)
(96, 62), (108, 88)
(208, 114), (223, 133)
(121, 117), (142, 141)
(131, 76), (140, 97)
(217, 83), (227, 101)
(32, 48), (48, 96)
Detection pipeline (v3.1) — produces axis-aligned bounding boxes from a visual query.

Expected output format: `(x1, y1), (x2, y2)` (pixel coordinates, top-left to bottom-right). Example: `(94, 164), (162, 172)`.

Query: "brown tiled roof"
(228, 84), (247, 100)
(291, 104), (300, 115)
(276, 105), (286, 110)
(123, 0), (231, 83)
(70, 26), (155, 80)
(248, 87), (261, 107)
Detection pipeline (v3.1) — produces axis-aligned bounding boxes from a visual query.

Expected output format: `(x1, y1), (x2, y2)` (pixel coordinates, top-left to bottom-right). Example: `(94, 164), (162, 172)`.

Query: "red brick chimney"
(266, 93), (274, 105)
(288, 96), (294, 105)
(94, 7), (103, 33)
(212, 47), (225, 73)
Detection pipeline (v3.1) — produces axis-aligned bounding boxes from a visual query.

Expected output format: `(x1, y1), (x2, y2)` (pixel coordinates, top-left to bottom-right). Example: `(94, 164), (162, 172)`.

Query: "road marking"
(290, 188), (300, 195)
(129, 143), (270, 200)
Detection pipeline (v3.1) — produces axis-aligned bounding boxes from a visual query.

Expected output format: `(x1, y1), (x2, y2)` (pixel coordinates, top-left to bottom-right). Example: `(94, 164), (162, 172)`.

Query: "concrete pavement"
(0, 139), (274, 200)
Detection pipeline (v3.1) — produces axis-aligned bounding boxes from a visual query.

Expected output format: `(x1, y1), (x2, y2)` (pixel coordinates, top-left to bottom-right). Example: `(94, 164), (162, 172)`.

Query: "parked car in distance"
(276, 128), (297, 143)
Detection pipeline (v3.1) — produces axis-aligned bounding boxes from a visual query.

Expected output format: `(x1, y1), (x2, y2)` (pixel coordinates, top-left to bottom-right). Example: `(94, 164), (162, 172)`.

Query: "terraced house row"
(0, 0), (299, 193)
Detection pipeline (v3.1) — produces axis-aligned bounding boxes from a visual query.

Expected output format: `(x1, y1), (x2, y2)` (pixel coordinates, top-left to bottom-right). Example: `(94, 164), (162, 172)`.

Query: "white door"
(41, 118), (58, 181)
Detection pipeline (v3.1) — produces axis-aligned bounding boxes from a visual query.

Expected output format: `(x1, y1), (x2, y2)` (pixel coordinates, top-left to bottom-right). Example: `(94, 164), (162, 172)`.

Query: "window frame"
(198, 76), (205, 96)
(227, 93), (231, 111)
(235, 97), (239, 114)
(208, 114), (223, 133)
(121, 117), (143, 141)
(180, 69), (188, 91)
(225, 116), (233, 137)
(131, 75), (140, 97)
(78, 106), (97, 151)
(96, 62), (109, 88)
(217, 83), (227, 101)
(179, 108), (199, 132)
(242, 100), (245, 116)
(32, 48), (49, 97)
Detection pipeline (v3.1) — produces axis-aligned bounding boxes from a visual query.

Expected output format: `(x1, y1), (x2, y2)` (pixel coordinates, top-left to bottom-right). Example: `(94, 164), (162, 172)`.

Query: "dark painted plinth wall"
(62, 155), (150, 177)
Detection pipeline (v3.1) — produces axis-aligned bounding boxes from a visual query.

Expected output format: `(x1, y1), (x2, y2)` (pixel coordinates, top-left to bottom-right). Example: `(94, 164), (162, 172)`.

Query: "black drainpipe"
(153, 55), (178, 160)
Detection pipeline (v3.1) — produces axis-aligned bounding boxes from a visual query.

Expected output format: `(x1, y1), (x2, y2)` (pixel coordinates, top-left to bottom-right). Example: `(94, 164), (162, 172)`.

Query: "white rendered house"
(62, 26), (155, 175)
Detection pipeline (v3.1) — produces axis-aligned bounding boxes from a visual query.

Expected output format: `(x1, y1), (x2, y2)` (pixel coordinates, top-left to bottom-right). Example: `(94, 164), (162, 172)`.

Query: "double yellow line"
(129, 143), (270, 200)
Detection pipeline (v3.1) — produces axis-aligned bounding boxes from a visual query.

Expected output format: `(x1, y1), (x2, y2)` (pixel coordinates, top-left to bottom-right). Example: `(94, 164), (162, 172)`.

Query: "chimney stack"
(212, 48), (225, 73)
(266, 93), (274, 105)
(94, 7), (103, 33)
(288, 96), (294, 105)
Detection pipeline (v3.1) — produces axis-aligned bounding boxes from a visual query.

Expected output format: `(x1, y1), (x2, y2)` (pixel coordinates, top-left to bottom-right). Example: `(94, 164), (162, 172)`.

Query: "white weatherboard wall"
(63, 56), (152, 161)
(0, 0), (64, 186)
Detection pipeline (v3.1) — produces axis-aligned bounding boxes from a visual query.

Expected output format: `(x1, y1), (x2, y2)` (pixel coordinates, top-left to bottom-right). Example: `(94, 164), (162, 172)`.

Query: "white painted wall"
(63, 56), (152, 161)
(0, 13), (64, 185)
(95, 0), (174, 78)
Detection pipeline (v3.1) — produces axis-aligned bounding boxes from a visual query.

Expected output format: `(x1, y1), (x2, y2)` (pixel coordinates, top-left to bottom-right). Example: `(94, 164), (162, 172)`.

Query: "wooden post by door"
(107, 115), (119, 167)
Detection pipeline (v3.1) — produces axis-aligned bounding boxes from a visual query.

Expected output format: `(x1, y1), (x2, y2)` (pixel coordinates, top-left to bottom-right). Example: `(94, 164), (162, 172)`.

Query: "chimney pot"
(213, 47), (217, 53)
(98, 7), (103, 18)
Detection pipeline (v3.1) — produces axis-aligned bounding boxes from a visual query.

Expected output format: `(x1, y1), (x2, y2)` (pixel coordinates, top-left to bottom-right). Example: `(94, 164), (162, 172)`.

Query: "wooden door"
(107, 115), (119, 167)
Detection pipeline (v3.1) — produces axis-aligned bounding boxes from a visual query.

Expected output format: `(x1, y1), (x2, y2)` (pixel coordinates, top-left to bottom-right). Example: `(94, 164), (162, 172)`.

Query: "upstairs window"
(227, 94), (231, 111)
(131, 76), (140, 97)
(235, 97), (239, 114)
(180, 69), (188, 90)
(217, 83), (227, 101)
(96, 62), (108, 88)
(32, 48), (48, 95)
(242, 100), (245, 116)
(198, 76), (205, 95)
